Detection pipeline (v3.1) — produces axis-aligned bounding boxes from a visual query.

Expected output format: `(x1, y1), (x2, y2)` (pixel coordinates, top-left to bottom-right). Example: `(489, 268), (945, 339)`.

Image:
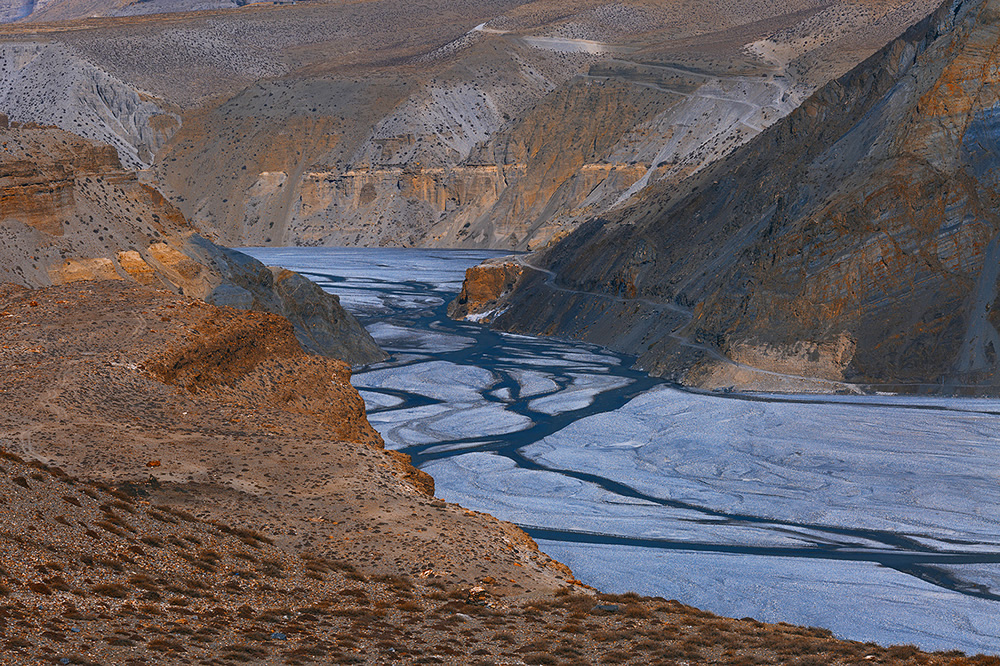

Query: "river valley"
(243, 247), (1000, 654)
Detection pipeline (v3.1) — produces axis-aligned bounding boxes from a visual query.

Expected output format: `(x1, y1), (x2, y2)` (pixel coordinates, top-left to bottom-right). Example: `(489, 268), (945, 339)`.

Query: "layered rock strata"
(157, 3), (939, 251)
(0, 0), (941, 249)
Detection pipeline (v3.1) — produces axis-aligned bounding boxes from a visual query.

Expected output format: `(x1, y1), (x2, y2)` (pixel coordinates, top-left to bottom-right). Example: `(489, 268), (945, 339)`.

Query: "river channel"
(244, 247), (1000, 654)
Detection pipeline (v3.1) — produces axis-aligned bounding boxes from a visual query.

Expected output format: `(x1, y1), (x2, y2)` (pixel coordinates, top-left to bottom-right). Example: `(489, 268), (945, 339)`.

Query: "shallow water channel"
(244, 247), (1000, 654)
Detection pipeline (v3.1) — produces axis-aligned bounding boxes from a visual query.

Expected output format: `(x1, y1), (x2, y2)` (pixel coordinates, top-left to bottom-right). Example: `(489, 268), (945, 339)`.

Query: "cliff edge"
(0, 120), (384, 365)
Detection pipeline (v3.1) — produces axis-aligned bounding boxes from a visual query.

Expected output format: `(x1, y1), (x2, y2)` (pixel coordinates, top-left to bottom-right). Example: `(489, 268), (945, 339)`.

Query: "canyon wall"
(462, 0), (1000, 393)
(154, 0), (945, 250)
(0, 0), (941, 250)
(154, 8), (921, 251)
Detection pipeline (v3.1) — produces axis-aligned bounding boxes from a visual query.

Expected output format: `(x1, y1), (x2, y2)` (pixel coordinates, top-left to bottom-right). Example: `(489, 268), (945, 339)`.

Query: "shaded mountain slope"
(0, 41), (181, 170)
(0, 121), (383, 364)
(459, 0), (1000, 393)
(1, 0), (248, 24)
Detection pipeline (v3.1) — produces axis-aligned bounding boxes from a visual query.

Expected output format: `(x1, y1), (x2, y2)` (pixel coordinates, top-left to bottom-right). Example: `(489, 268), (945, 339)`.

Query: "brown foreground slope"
(2, 284), (996, 665)
(455, 0), (1000, 394)
(0, 279), (569, 598)
(4, 457), (993, 666)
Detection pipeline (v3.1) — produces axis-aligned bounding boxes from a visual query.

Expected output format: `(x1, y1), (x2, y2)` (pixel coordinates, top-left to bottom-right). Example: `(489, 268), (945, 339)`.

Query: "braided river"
(244, 247), (1000, 654)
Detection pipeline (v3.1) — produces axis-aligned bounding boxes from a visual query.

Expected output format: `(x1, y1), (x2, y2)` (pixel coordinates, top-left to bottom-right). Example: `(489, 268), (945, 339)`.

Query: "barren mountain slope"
(0, 0), (249, 23)
(1, 442), (983, 665)
(0, 280), (574, 598)
(456, 0), (1000, 394)
(154, 0), (943, 250)
(0, 0), (941, 249)
(0, 121), (383, 363)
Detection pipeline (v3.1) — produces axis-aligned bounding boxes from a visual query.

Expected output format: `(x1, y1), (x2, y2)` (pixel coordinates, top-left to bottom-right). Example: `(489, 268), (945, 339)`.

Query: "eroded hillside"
(0, 0), (941, 249)
(0, 0), (251, 23)
(0, 280), (571, 594)
(457, 0), (1000, 394)
(0, 120), (383, 363)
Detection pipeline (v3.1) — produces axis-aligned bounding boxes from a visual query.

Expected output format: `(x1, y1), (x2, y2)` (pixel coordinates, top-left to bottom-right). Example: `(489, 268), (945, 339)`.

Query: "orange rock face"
(0, 130), (120, 236)
(447, 259), (523, 321)
(0, 125), (192, 287)
(145, 296), (384, 448)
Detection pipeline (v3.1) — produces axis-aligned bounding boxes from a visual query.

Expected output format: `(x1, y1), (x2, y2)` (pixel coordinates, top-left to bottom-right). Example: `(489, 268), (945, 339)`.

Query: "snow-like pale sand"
(244, 247), (1000, 654)
(536, 540), (1000, 653)
(525, 387), (1000, 541)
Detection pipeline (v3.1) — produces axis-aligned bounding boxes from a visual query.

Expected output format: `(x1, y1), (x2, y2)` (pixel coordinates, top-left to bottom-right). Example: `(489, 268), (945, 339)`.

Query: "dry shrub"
(91, 583), (129, 598)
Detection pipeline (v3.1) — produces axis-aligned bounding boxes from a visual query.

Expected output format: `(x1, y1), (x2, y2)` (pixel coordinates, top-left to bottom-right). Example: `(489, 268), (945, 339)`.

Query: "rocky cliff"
(0, 0), (940, 249)
(152, 0), (939, 250)
(447, 257), (523, 320)
(460, 0), (1000, 393)
(0, 122), (384, 364)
